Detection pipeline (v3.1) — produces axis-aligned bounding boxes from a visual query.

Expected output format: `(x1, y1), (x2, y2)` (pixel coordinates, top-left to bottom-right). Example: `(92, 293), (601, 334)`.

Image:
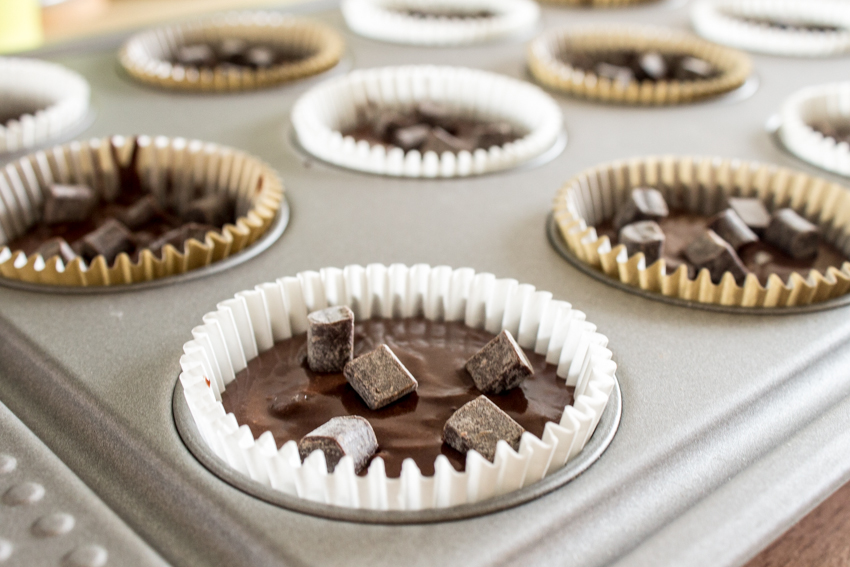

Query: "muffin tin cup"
(340, 0), (540, 46)
(690, 0), (850, 57)
(291, 65), (564, 177)
(527, 24), (752, 105)
(0, 135), (284, 287)
(552, 156), (850, 308)
(0, 58), (90, 156)
(779, 82), (850, 177)
(119, 12), (345, 92)
(178, 263), (618, 511)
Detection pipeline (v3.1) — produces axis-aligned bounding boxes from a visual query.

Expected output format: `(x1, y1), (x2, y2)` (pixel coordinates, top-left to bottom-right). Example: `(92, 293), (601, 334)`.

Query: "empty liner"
(340, 0), (540, 46)
(528, 24), (752, 105)
(553, 156), (850, 308)
(0, 57), (90, 155)
(291, 65), (563, 177)
(120, 12), (344, 92)
(0, 135), (284, 287)
(691, 0), (850, 57)
(179, 264), (617, 510)
(779, 82), (850, 177)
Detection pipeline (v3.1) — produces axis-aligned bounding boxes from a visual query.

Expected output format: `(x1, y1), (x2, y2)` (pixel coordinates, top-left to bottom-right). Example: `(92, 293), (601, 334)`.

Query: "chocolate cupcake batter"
(221, 318), (573, 477)
(737, 17), (841, 33)
(597, 211), (847, 285)
(392, 9), (496, 19)
(560, 50), (721, 83)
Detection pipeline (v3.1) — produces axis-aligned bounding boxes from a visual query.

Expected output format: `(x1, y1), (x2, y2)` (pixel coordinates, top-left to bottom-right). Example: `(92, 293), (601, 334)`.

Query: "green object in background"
(0, 0), (43, 53)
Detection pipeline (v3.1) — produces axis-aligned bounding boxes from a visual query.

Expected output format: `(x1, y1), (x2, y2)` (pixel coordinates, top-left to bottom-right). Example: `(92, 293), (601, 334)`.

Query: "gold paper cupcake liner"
(119, 12), (344, 93)
(528, 24), (753, 105)
(0, 135), (284, 287)
(553, 156), (850, 308)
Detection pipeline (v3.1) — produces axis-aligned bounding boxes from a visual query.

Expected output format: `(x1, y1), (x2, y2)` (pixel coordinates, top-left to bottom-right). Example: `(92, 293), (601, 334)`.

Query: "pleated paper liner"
(179, 264), (618, 511)
(780, 82), (850, 177)
(0, 57), (90, 155)
(528, 24), (752, 105)
(120, 12), (344, 93)
(291, 65), (563, 178)
(691, 0), (850, 57)
(0, 135), (284, 287)
(340, 0), (540, 46)
(553, 156), (850, 308)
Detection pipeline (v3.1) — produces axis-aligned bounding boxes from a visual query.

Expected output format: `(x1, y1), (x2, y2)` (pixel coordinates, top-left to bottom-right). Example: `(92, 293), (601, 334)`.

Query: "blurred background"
(0, 0), (299, 52)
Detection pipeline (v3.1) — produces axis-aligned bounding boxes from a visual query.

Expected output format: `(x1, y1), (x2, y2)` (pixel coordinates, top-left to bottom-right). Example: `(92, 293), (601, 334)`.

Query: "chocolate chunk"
(665, 257), (696, 278)
(638, 52), (667, 81)
(35, 237), (77, 264)
(245, 46), (275, 68)
(344, 344), (418, 410)
(421, 127), (474, 155)
(473, 121), (516, 149)
(117, 195), (159, 230)
(677, 56), (714, 80)
(619, 220), (665, 265)
(42, 184), (97, 225)
(80, 219), (134, 264)
(391, 124), (430, 151)
(709, 209), (758, 251)
(727, 197), (771, 236)
(307, 306), (355, 373)
(149, 222), (216, 255)
(269, 392), (313, 418)
(176, 44), (216, 68)
(417, 101), (453, 126)
(764, 208), (820, 260)
(595, 62), (634, 85)
(218, 38), (248, 62)
(464, 329), (533, 394)
(685, 229), (749, 285)
(298, 416), (378, 473)
(613, 187), (670, 230)
(442, 396), (525, 462)
(183, 194), (233, 227)
(371, 109), (415, 139)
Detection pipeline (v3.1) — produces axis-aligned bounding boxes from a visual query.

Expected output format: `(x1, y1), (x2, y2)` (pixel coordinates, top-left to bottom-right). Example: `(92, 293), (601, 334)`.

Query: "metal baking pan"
(2, 1), (850, 566)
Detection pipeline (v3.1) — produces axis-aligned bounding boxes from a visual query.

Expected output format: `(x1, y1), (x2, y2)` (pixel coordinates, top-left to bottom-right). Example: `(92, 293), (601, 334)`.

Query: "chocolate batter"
(221, 318), (573, 477)
(560, 50), (721, 82)
(392, 9), (496, 19)
(597, 211), (848, 285)
(737, 17), (841, 32)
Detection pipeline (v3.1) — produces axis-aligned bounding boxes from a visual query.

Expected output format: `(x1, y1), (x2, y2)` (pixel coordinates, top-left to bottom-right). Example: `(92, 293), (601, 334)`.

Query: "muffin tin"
(2, 0), (850, 566)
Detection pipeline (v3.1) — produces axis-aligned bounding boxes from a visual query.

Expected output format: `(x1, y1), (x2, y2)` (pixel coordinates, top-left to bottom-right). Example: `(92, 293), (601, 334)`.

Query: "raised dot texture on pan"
(63, 546), (107, 567)
(2, 482), (45, 506)
(0, 455), (16, 475)
(32, 513), (75, 537)
(0, 539), (11, 562)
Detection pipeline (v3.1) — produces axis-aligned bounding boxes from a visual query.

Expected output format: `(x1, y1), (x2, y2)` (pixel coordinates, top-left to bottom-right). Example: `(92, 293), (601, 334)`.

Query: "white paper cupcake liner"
(0, 58), (90, 156)
(120, 12), (344, 92)
(179, 264), (617, 510)
(340, 0), (539, 46)
(291, 66), (563, 178)
(780, 82), (850, 177)
(691, 0), (850, 57)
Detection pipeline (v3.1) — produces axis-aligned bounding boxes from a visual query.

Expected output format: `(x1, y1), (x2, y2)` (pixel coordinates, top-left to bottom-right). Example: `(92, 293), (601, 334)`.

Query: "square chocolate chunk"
(619, 220), (665, 266)
(765, 208), (820, 260)
(685, 229), (749, 285)
(298, 416), (378, 473)
(442, 396), (525, 462)
(80, 219), (135, 264)
(149, 223), (216, 255)
(421, 127), (474, 155)
(465, 329), (533, 394)
(391, 124), (430, 151)
(709, 209), (758, 251)
(183, 194), (233, 227)
(613, 187), (670, 230)
(727, 197), (771, 236)
(344, 345), (418, 410)
(118, 195), (160, 230)
(35, 237), (77, 265)
(307, 306), (355, 373)
(42, 184), (97, 225)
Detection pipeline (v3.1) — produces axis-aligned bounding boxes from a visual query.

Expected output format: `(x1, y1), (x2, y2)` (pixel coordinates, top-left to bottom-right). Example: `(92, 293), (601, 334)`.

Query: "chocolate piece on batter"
(709, 209), (758, 251)
(176, 44), (216, 68)
(371, 109), (414, 139)
(473, 122), (516, 149)
(421, 127), (474, 155)
(391, 124), (431, 151)
(307, 306), (355, 373)
(245, 46), (275, 68)
(685, 229), (749, 285)
(344, 345), (418, 410)
(638, 52), (667, 81)
(149, 222), (216, 255)
(727, 197), (771, 236)
(218, 38), (248, 62)
(664, 257), (696, 279)
(595, 62), (634, 85)
(613, 187), (670, 230)
(442, 396), (525, 462)
(80, 219), (134, 264)
(465, 329), (533, 395)
(298, 416), (378, 473)
(764, 208), (820, 260)
(183, 194), (233, 227)
(619, 220), (665, 265)
(35, 237), (77, 264)
(118, 195), (160, 230)
(42, 184), (97, 225)
(677, 56), (714, 80)
(417, 101), (453, 126)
